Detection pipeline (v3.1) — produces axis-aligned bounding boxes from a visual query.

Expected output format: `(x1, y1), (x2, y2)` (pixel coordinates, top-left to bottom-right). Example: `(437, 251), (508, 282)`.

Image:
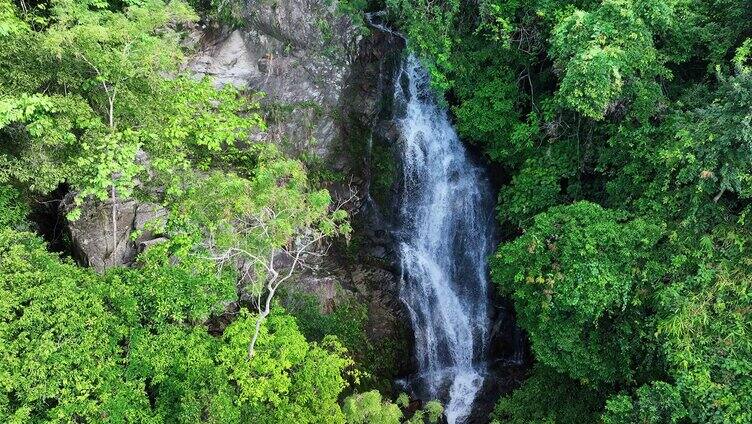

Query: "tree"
(219, 311), (351, 424)
(0, 184), (28, 229)
(343, 391), (403, 424)
(0, 0), (25, 36)
(0, 229), (355, 423)
(656, 245), (752, 423)
(0, 228), (148, 422)
(169, 157), (352, 358)
(603, 382), (687, 424)
(491, 201), (663, 383)
(385, 0), (460, 92)
(549, 0), (672, 120)
(405, 401), (443, 424)
(342, 391), (444, 424)
(491, 364), (604, 424)
(0, 0), (263, 210)
(386, 0), (752, 421)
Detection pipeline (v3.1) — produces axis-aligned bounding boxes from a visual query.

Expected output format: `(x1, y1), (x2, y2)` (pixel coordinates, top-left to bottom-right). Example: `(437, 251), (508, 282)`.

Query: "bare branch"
(191, 185), (358, 359)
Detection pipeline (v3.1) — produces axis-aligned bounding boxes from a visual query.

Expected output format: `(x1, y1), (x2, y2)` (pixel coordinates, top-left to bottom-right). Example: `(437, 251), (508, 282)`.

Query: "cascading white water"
(394, 55), (495, 424)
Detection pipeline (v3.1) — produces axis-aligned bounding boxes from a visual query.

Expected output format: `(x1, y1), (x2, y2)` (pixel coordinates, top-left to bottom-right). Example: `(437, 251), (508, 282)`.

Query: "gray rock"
(188, 0), (362, 160)
(296, 274), (339, 313)
(61, 193), (167, 272)
(189, 1), (413, 376)
(189, 30), (256, 87)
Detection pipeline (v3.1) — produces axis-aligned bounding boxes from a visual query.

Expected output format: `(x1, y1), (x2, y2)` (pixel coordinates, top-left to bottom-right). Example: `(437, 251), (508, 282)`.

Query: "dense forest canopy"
(384, 0), (751, 422)
(1, 0), (751, 423)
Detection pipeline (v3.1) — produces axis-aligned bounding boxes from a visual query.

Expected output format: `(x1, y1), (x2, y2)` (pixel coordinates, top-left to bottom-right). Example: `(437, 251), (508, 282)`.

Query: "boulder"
(61, 193), (167, 272)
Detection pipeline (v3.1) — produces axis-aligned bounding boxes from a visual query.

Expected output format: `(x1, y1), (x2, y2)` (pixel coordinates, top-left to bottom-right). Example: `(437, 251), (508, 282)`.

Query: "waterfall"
(394, 55), (495, 424)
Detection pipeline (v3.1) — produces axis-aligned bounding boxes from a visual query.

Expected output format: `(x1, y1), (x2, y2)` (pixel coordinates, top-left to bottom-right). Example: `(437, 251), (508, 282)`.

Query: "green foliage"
(328, 0), (369, 36)
(389, 0), (752, 420)
(497, 160), (564, 227)
(603, 381), (688, 424)
(343, 390), (403, 424)
(0, 228), (142, 422)
(0, 1), (26, 36)
(385, 0), (460, 92)
(693, 0), (752, 71)
(549, 0), (670, 120)
(0, 229), (354, 423)
(0, 185), (28, 229)
(282, 290), (408, 393)
(734, 38), (752, 73)
(219, 310), (351, 423)
(124, 325), (238, 424)
(491, 364), (604, 424)
(0, 0), (200, 201)
(342, 390), (444, 424)
(406, 400), (443, 424)
(670, 73), (752, 202)
(2, 0), (751, 422)
(492, 201), (663, 383)
(656, 249), (752, 423)
(452, 58), (528, 162)
(0, 2), (374, 423)
(0, 93), (99, 194)
(103, 237), (237, 327)
(0, 0), (262, 204)
(599, 71), (752, 234)
(284, 291), (368, 351)
(189, 0), (249, 27)
(170, 160), (351, 296)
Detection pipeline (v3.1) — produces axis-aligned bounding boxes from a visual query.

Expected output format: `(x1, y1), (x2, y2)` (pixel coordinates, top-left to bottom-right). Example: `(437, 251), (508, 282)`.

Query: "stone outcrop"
(56, 0), (414, 380)
(61, 193), (167, 272)
(188, 0), (362, 160)
(187, 0), (413, 377)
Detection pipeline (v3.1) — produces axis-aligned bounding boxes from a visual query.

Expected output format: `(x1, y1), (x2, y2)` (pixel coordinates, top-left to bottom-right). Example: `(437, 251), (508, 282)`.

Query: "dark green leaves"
(492, 202), (663, 383)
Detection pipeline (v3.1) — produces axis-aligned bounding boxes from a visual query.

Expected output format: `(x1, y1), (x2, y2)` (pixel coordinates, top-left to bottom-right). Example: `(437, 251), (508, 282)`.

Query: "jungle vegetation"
(385, 0), (751, 422)
(0, 0), (406, 422)
(1, 0), (751, 423)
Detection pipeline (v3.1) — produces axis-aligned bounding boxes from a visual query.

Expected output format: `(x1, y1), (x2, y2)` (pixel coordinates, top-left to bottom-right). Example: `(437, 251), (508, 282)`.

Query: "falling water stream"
(394, 55), (496, 424)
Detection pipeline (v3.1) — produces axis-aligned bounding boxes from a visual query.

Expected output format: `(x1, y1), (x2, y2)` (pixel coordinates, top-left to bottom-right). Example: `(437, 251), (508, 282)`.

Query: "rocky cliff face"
(187, 0), (414, 382)
(188, 0), (362, 161)
(60, 194), (167, 272)
(54, 0), (413, 387)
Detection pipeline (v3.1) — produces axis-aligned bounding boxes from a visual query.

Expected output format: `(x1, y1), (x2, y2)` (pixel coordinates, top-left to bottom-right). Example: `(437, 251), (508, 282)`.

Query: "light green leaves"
(0, 229), (354, 423)
(734, 38), (752, 73)
(343, 391), (402, 424)
(0, 229), (144, 422)
(603, 381), (688, 424)
(75, 131), (143, 203)
(550, 0), (669, 120)
(220, 311), (350, 423)
(0, 0), (26, 37)
(0, 0), (265, 208)
(171, 155), (350, 295)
